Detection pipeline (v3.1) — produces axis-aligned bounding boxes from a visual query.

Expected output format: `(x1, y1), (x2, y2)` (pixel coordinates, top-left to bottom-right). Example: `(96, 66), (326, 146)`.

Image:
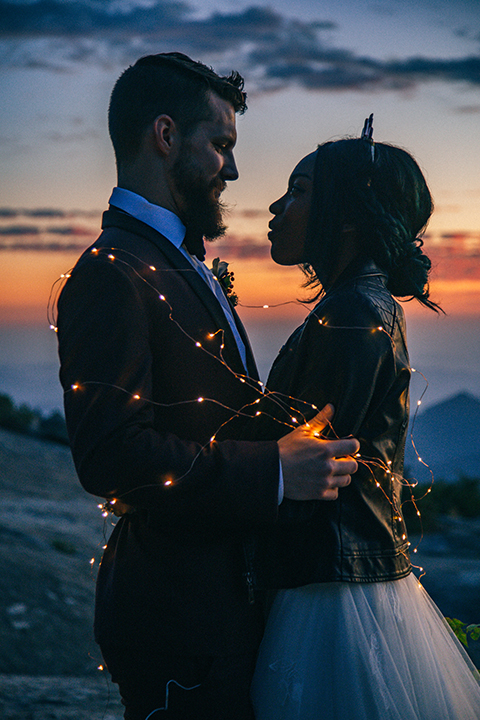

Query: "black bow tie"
(183, 228), (206, 261)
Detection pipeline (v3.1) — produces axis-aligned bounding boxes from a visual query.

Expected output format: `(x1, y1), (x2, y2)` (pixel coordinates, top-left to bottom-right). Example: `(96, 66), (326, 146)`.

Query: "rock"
(0, 674), (123, 719)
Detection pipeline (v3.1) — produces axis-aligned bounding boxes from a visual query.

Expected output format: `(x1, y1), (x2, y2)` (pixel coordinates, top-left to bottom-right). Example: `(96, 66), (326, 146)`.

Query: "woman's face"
(268, 152), (316, 266)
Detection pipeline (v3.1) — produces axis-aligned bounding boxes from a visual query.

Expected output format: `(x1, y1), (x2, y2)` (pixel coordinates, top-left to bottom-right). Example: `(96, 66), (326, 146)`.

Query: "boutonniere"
(211, 257), (238, 306)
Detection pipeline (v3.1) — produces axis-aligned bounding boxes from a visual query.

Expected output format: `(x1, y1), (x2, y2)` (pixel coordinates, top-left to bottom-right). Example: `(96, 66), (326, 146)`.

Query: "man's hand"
(278, 404), (359, 501)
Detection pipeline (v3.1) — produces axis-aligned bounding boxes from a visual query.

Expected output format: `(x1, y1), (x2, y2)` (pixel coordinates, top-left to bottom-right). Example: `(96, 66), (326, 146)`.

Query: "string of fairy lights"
(48, 246), (435, 599)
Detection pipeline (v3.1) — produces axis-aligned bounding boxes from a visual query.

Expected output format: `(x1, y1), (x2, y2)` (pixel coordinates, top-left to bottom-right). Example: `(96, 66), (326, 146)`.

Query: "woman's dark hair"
(108, 52), (247, 169)
(304, 138), (441, 312)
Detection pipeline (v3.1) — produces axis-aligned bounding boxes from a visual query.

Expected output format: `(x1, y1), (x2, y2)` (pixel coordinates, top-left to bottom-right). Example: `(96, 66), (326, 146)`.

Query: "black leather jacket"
(253, 256), (412, 587)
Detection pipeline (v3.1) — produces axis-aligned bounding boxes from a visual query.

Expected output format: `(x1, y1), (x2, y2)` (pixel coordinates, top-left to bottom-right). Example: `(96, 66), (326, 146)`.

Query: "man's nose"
(222, 151), (239, 181)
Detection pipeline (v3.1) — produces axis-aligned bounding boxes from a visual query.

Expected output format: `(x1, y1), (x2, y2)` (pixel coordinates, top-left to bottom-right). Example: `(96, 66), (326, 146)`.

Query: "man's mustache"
(211, 179), (226, 195)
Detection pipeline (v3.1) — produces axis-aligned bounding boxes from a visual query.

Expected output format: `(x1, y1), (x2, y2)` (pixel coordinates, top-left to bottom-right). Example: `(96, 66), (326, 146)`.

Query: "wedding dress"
(251, 573), (480, 719)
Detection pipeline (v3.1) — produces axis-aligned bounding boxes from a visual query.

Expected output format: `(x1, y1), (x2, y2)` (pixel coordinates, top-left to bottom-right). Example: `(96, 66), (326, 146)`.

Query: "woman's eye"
(289, 184), (304, 196)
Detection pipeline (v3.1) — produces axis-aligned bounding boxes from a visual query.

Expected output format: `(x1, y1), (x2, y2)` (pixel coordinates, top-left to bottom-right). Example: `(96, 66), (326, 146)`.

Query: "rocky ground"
(0, 427), (123, 717)
(0, 426), (479, 718)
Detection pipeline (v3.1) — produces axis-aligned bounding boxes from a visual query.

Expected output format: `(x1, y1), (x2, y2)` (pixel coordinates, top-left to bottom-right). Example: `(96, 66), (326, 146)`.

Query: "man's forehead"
(204, 92), (237, 133)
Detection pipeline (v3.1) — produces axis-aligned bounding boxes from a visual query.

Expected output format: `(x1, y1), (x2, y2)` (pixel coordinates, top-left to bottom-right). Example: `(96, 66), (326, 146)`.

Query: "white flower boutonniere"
(211, 257), (238, 306)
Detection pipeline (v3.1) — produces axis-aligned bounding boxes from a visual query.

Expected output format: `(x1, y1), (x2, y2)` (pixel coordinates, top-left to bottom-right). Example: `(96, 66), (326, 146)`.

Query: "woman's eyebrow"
(290, 172), (312, 181)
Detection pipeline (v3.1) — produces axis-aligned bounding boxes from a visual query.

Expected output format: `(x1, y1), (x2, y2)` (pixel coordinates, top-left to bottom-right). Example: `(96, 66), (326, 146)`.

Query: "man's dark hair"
(108, 52), (247, 168)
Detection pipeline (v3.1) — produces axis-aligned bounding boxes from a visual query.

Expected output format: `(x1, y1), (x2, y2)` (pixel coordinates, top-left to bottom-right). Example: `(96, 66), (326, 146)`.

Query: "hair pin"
(361, 113), (375, 163)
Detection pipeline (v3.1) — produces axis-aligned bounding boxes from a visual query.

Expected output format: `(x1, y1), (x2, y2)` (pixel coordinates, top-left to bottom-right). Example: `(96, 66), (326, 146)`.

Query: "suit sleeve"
(57, 253), (279, 529)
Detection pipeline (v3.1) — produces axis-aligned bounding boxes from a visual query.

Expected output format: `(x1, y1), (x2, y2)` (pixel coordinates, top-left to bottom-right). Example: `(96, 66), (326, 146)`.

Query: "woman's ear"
(152, 115), (178, 157)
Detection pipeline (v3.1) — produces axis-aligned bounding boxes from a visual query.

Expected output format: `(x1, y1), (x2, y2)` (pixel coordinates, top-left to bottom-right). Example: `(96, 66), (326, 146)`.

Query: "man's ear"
(153, 115), (179, 157)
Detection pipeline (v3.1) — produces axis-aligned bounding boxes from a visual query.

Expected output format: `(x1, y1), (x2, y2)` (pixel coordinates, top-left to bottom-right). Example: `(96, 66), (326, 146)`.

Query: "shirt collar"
(108, 187), (186, 250)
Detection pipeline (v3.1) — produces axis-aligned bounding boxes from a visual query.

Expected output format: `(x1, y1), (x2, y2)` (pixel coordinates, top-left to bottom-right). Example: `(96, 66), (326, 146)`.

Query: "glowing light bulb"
(417, 400), (422, 406)
(98, 665), (104, 671)
(91, 248), (99, 254)
(255, 411), (261, 416)
(195, 342), (201, 347)
(197, 397), (204, 403)
(291, 417), (298, 423)
(71, 384), (79, 390)
(108, 254), (115, 260)
(149, 266), (156, 271)
(90, 558), (95, 565)
(263, 305), (269, 309)
(133, 394), (140, 400)
(159, 294), (166, 301)
(164, 479), (173, 486)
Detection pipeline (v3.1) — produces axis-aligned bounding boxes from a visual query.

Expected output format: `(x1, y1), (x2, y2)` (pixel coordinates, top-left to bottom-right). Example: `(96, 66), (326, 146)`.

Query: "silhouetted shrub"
(0, 392), (68, 444)
(403, 476), (480, 532)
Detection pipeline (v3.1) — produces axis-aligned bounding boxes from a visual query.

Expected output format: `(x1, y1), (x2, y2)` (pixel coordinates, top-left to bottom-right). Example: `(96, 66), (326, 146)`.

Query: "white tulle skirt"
(251, 573), (480, 719)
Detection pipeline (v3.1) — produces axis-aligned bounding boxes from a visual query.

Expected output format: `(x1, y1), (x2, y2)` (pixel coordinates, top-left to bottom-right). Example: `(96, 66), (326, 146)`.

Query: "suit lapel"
(101, 209), (258, 378)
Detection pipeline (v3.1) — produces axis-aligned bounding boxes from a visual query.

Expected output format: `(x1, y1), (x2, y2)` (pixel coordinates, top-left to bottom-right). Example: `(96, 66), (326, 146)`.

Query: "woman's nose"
(269, 195), (284, 215)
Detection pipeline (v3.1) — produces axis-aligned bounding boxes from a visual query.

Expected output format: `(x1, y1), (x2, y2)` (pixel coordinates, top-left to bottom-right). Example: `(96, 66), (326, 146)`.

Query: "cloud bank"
(0, 0), (479, 92)
(1, 209), (479, 263)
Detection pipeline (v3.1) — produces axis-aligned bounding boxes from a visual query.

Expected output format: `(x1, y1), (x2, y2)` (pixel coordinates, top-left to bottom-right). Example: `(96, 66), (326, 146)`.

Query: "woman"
(250, 121), (480, 719)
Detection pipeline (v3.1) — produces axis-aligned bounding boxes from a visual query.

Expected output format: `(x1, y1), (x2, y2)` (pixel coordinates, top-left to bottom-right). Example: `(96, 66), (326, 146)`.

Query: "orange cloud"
(1, 212), (479, 325)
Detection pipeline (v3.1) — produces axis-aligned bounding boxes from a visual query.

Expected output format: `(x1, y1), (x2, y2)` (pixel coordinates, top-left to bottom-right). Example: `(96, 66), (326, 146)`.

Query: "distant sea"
(0, 313), (479, 415)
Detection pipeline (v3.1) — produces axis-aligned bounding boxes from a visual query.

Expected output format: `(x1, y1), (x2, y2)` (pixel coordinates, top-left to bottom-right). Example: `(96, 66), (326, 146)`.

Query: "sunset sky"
(0, 0), (479, 409)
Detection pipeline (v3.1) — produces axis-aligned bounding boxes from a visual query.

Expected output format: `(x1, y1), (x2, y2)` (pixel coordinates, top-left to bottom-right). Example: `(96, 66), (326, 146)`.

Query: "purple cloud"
(0, 1), (478, 93)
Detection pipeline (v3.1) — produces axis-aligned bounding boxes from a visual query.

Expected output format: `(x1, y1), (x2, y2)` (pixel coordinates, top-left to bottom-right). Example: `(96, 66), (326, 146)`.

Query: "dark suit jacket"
(56, 208), (280, 655)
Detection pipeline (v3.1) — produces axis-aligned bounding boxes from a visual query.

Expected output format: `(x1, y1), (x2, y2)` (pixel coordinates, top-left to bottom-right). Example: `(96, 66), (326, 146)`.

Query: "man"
(56, 53), (359, 720)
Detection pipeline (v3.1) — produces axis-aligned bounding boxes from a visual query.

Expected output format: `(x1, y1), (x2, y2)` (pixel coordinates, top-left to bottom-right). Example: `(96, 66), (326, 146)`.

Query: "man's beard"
(171, 146), (227, 242)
